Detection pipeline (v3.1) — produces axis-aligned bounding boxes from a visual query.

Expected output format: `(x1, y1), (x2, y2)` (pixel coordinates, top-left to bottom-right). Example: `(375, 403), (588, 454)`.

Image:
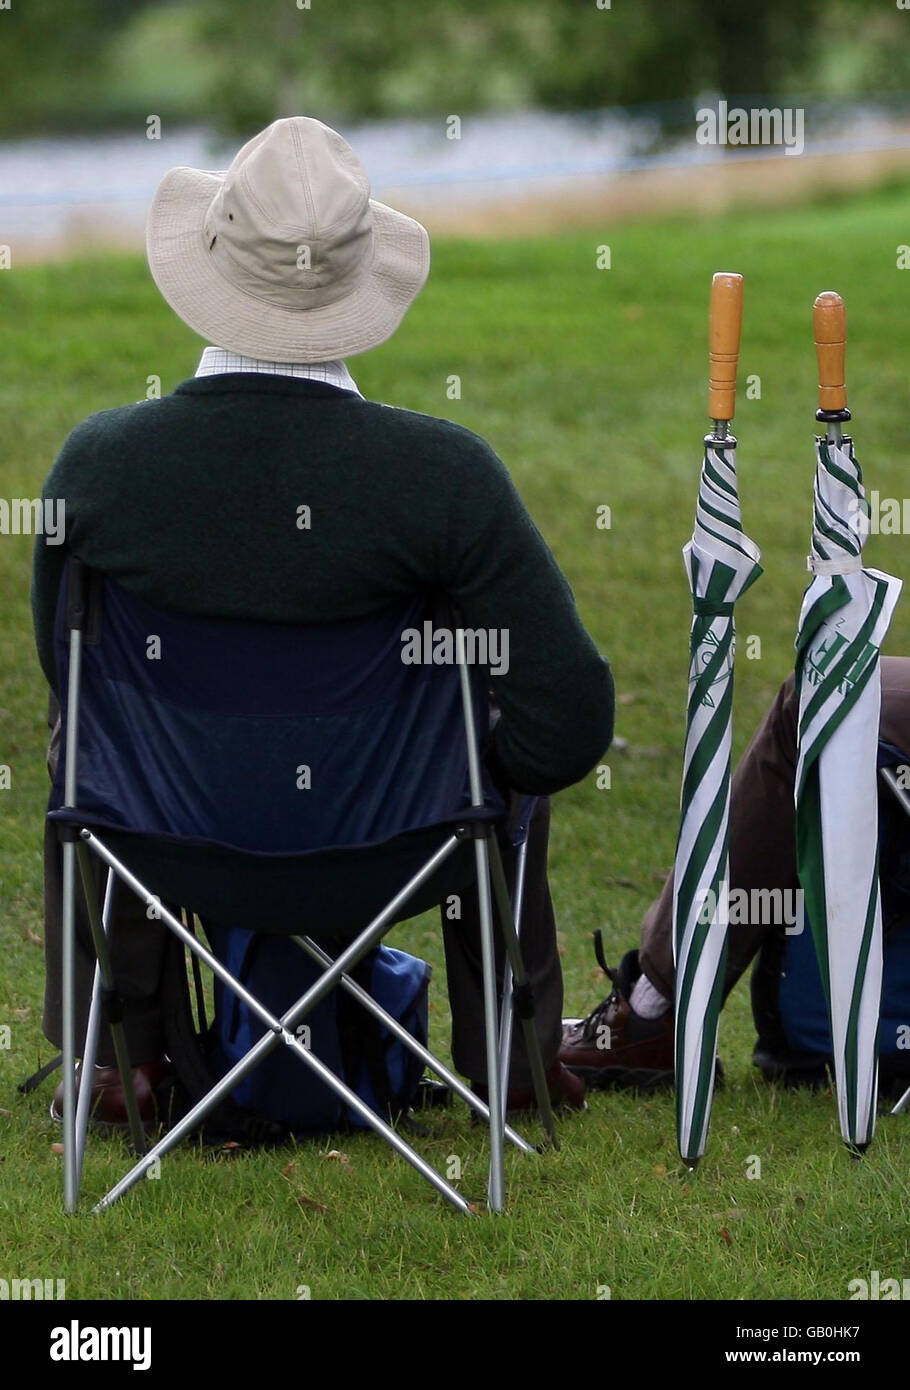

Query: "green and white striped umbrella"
(673, 436), (762, 1164)
(795, 433), (901, 1150)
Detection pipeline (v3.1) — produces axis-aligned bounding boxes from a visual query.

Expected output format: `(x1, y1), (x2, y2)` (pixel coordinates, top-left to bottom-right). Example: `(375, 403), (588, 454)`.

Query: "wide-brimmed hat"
(146, 116), (430, 362)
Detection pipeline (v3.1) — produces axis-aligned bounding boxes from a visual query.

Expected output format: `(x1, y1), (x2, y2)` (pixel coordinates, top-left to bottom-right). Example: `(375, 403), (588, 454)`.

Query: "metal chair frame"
(56, 566), (557, 1215)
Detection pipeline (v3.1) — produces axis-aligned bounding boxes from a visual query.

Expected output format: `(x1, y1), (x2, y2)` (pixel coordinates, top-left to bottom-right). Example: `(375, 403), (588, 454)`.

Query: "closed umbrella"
(674, 272), (762, 1165)
(794, 291), (902, 1151)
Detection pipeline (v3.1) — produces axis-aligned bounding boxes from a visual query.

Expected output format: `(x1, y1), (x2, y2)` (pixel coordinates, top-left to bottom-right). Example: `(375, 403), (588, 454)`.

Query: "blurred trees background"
(0, 0), (907, 137)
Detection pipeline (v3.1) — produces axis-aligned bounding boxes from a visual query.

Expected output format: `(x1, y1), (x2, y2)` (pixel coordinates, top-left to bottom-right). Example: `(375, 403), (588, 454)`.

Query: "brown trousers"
(640, 656), (910, 1000)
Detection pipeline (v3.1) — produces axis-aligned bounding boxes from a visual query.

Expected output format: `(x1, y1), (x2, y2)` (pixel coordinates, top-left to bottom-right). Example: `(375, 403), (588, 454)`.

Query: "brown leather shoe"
(51, 1061), (168, 1128)
(559, 946), (675, 1091)
(472, 1059), (586, 1114)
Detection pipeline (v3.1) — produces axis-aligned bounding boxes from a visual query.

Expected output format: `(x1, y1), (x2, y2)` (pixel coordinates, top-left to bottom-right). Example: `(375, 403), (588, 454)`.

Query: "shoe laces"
(576, 931), (621, 1041)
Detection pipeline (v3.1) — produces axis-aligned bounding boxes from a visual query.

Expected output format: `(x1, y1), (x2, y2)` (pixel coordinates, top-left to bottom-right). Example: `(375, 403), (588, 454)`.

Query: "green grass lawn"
(2, 184), (910, 1300)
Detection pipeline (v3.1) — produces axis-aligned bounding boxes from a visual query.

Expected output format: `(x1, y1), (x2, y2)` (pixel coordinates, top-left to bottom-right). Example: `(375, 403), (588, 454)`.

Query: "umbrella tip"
(846, 1141), (869, 1159)
(682, 1156), (700, 1172)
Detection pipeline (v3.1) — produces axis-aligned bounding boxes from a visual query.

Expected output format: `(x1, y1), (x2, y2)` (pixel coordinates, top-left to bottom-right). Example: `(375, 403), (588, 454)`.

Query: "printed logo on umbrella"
(805, 627), (877, 695)
(690, 628), (734, 707)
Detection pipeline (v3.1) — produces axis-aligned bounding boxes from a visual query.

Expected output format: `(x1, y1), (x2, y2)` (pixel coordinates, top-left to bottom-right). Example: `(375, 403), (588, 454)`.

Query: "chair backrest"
(50, 561), (501, 856)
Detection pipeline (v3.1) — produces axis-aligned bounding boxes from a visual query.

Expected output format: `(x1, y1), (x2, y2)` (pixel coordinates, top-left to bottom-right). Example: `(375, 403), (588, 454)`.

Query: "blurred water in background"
(3, 99), (910, 257)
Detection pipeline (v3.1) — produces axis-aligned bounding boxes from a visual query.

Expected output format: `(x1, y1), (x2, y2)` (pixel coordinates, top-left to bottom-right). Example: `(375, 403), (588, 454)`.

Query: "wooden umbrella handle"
(708, 272), (744, 422)
(814, 291), (848, 413)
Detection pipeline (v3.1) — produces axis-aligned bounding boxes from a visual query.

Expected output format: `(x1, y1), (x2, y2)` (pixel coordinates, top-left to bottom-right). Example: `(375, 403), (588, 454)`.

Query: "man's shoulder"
(54, 389), (509, 492)
(65, 389), (491, 442)
(362, 399), (506, 473)
(58, 396), (171, 453)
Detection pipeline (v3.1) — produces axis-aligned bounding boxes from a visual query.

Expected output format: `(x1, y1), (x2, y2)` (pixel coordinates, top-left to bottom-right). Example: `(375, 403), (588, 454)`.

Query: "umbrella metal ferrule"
(705, 422), (736, 447)
(817, 428), (853, 449)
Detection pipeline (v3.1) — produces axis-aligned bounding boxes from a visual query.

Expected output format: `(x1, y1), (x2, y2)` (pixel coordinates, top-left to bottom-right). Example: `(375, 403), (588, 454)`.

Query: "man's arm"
(440, 437), (613, 795)
(31, 437), (76, 690)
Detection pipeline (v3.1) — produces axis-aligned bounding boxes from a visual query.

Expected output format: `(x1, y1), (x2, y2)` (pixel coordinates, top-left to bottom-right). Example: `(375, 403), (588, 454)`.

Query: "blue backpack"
(161, 925), (431, 1142)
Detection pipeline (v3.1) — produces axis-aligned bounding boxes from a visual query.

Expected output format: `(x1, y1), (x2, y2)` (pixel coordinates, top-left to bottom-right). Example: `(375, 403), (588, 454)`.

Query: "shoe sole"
(566, 1059), (725, 1093)
(567, 1065), (675, 1093)
(49, 1101), (158, 1136)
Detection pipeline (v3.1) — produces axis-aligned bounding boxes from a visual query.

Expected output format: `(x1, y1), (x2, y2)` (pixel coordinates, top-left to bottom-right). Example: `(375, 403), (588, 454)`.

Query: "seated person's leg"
(879, 656), (910, 757)
(42, 819), (168, 1067)
(440, 797), (583, 1107)
(560, 672), (805, 1086)
(43, 696), (169, 1120)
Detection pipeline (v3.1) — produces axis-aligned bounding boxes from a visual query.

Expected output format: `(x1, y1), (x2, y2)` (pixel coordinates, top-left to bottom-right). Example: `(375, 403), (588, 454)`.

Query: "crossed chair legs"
(64, 824), (558, 1216)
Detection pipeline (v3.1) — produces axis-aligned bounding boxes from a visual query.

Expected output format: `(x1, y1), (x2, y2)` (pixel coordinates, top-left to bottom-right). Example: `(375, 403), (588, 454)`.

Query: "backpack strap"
(335, 948), (397, 1119)
(18, 1052), (63, 1095)
(159, 931), (288, 1146)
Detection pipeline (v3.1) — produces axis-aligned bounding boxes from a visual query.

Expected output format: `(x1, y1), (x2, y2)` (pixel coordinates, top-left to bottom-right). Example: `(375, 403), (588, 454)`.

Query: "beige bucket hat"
(146, 116), (430, 362)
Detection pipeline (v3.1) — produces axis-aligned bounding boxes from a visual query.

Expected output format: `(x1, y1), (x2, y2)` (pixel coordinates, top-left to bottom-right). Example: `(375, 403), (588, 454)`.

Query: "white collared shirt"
(195, 346), (362, 397)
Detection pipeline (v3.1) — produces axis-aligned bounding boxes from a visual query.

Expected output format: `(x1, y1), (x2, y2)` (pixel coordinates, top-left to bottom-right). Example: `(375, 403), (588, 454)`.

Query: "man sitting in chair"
(33, 116), (614, 1124)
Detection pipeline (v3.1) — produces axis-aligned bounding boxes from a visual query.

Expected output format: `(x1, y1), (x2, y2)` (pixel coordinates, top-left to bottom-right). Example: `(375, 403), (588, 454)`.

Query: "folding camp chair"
(878, 741), (910, 1118)
(51, 559), (557, 1215)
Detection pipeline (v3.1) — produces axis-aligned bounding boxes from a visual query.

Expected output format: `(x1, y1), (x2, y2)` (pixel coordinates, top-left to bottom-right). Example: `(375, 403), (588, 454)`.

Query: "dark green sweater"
(32, 374), (613, 795)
